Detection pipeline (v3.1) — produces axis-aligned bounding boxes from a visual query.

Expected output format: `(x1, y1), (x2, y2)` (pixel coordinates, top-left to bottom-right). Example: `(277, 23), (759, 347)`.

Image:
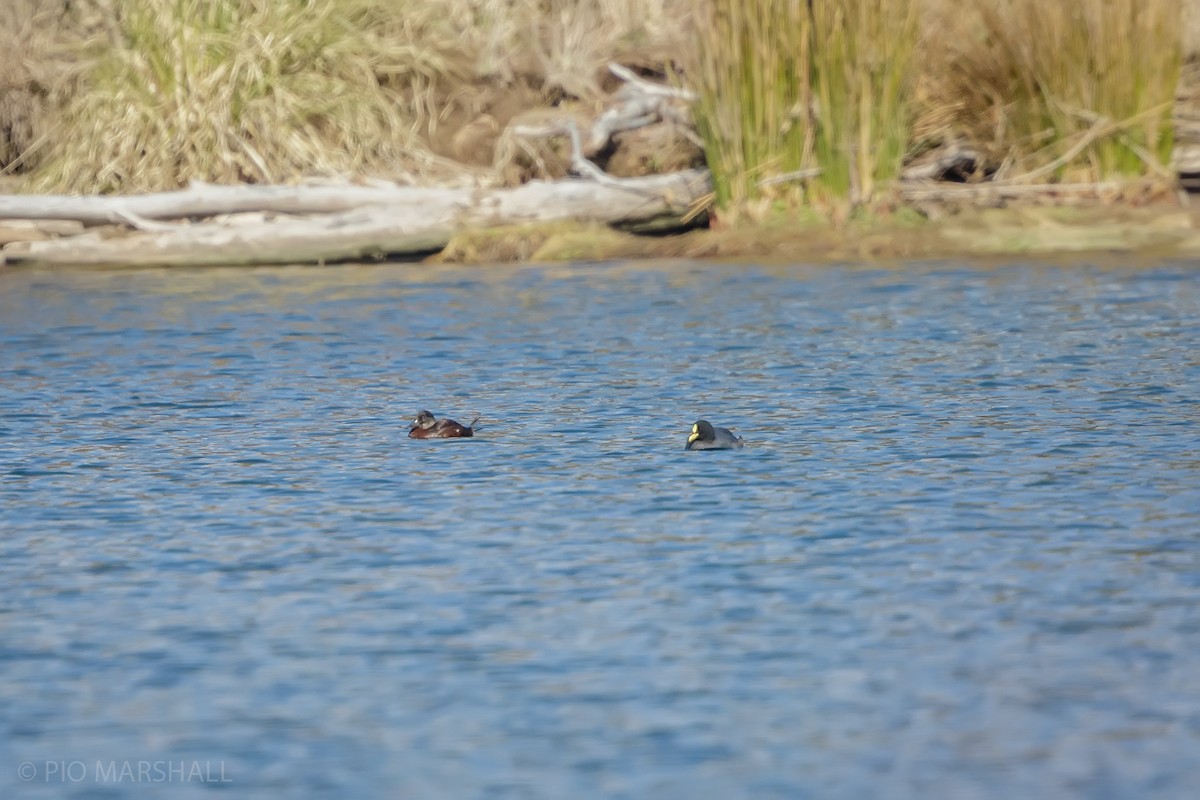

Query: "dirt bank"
(431, 202), (1200, 266)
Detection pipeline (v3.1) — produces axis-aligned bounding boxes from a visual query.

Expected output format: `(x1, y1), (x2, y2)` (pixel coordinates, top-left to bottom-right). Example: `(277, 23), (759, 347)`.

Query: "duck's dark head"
(410, 410), (436, 431)
(687, 419), (715, 448)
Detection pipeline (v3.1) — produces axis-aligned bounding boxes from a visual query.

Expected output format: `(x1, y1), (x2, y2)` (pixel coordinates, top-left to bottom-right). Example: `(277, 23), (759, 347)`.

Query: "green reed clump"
(808, 0), (919, 205)
(686, 0), (919, 214)
(35, 0), (468, 193)
(684, 0), (811, 210)
(920, 0), (1181, 183)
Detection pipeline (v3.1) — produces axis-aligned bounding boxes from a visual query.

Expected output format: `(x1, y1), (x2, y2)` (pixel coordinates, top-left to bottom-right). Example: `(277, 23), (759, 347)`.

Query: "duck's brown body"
(408, 410), (478, 439)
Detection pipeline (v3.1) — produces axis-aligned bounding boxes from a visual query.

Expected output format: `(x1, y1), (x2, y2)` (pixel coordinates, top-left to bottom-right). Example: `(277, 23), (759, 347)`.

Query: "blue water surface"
(1, 259), (1199, 799)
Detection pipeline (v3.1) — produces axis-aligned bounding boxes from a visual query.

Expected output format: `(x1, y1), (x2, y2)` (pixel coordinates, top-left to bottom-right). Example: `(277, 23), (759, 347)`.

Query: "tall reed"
(919, 0), (1181, 183)
(808, 0), (920, 205)
(686, 0), (920, 213)
(685, 0), (811, 210)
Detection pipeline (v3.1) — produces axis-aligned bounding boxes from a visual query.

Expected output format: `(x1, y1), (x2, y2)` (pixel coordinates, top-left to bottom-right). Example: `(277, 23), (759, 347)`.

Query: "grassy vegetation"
(917, 0), (1182, 183)
(31, 0), (478, 193)
(0, 0), (1190, 204)
(0, 0), (67, 177)
(808, 0), (920, 205)
(686, 0), (916, 214)
(8, 0), (687, 193)
(689, 0), (1182, 216)
(686, 0), (920, 215)
(683, 0), (812, 211)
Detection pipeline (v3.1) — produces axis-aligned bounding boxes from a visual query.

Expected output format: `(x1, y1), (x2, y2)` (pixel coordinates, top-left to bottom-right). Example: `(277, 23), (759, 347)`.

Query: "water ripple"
(1, 261), (1199, 798)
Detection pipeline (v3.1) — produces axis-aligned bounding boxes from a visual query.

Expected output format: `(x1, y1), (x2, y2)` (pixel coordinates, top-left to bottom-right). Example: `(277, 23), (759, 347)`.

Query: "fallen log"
(0, 219), (86, 244)
(0, 181), (469, 227)
(2, 169), (711, 267)
(899, 180), (1149, 203)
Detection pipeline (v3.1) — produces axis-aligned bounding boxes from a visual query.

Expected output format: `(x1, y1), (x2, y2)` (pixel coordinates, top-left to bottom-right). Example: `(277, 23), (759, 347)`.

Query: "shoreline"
(454, 209), (1200, 267)
(4, 197), (1198, 269)
(3, 169), (1198, 269)
(2, 1), (1195, 270)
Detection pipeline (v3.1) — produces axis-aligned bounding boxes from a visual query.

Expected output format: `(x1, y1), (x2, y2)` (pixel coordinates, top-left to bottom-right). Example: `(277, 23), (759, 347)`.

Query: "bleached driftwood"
(2, 169), (710, 266)
(0, 60), (711, 267)
(0, 219), (86, 244)
(504, 62), (700, 176)
(900, 180), (1140, 203)
(0, 181), (472, 228)
(900, 144), (981, 182)
(589, 64), (702, 154)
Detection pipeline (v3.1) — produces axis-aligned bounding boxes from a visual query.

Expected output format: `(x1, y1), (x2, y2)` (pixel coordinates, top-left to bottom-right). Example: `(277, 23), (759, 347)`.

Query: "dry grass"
(513, 0), (687, 100)
(18, 0), (691, 194)
(33, 0), (479, 193)
(917, 0), (1182, 184)
(0, 0), (76, 176)
(1, 0), (1191, 196)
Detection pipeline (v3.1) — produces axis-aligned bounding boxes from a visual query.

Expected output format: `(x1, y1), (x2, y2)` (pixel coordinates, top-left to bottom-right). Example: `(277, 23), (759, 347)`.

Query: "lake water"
(2, 258), (1199, 799)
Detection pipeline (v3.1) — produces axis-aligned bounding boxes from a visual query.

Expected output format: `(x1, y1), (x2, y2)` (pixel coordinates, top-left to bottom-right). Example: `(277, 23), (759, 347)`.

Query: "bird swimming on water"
(686, 419), (744, 450)
(408, 410), (481, 439)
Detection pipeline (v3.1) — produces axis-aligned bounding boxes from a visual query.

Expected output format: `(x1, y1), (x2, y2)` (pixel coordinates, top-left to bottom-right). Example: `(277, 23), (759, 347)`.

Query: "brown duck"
(407, 409), (481, 439)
